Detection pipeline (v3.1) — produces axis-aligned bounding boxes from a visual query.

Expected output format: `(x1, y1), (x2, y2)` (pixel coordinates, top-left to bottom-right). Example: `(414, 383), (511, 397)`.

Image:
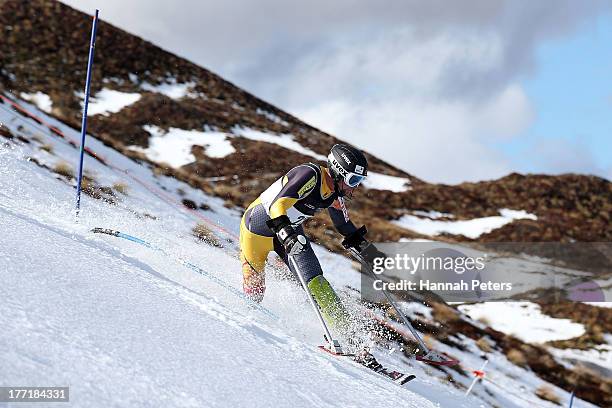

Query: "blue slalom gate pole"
(75, 9), (100, 218)
(568, 390), (575, 407)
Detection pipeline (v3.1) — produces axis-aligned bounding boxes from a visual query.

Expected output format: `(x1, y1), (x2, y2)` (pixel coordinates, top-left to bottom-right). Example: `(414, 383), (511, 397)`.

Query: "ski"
(318, 345), (416, 386)
(369, 364), (416, 385)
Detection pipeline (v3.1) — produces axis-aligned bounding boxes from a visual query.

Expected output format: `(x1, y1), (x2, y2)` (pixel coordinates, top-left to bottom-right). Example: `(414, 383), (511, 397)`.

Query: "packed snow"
(19, 91), (53, 113)
(130, 125), (325, 168)
(458, 302), (586, 343)
(394, 208), (537, 238)
(85, 88), (142, 116)
(256, 108), (290, 127)
(412, 210), (454, 219)
(0, 91), (600, 408)
(549, 334), (612, 375)
(131, 125), (236, 166)
(234, 127), (326, 160)
(141, 80), (197, 99)
(584, 302), (612, 308)
(362, 172), (411, 192)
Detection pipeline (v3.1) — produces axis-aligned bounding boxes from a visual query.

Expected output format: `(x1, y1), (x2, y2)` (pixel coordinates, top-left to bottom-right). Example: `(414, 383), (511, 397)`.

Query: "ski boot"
(353, 348), (383, 372)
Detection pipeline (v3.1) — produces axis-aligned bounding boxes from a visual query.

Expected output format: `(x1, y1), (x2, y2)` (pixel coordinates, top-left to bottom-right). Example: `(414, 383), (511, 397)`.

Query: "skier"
(239, 143), (378, 338)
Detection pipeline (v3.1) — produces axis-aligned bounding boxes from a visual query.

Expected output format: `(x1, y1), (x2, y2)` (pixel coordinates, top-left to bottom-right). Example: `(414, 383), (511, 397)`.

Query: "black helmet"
(327, 144), (368, 190)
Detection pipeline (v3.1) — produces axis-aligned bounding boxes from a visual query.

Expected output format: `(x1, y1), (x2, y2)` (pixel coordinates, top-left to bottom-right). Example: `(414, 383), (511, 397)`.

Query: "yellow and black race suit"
(240, 163), (358, 333)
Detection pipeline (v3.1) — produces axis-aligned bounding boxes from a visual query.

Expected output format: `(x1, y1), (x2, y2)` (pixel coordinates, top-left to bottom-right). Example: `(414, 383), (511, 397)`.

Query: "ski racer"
(239, 144), (378, 336)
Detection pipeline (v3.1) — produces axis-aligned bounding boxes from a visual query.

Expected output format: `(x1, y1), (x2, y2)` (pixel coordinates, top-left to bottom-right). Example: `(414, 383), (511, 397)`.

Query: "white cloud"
(292, 29), (534, 183)
(276, 29), (506, 107)
(299, 95), (524, 184)
(525, 137), (612, 180)
(475, 84), (535, 140)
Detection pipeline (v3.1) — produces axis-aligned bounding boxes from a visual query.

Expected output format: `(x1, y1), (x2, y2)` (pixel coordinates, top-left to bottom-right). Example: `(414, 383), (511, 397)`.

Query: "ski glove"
(342, 225), (387, 266)
(267, 215), (307, 256)
(342, 225), (369, 252)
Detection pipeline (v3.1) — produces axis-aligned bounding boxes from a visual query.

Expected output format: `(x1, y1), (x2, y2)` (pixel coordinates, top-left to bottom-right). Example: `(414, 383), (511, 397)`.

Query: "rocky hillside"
(1, 0), (610, 253)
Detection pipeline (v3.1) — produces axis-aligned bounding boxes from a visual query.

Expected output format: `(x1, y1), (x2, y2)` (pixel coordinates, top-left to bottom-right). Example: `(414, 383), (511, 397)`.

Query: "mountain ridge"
(1, 0), (609, 248)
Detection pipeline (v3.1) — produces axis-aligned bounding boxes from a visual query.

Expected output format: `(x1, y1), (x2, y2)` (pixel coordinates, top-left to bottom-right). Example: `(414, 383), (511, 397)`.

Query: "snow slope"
(0, 93), (599, 407)
(0, 96), (461, 408)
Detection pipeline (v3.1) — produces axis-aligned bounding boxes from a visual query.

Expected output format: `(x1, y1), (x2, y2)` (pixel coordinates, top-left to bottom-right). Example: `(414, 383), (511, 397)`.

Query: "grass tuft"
(39, 144), (54, 154)
(476, 337), (493, 353)
(506, 348), (527, 367)
(112, 182), (129, 195)
(53, 161), (74, 179)
(192, 223), (221, 247)
(535, 385), (561, 405)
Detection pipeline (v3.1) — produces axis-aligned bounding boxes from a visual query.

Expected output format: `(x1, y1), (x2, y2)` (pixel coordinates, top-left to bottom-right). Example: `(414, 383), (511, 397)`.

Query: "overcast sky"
(62, 0), (612, 183)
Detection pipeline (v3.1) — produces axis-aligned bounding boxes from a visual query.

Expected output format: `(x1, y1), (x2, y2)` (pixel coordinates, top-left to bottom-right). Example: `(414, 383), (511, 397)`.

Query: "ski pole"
(288, 255), (343, 354)
(349, 247), (429, 352)
(348, 247), (457, 365)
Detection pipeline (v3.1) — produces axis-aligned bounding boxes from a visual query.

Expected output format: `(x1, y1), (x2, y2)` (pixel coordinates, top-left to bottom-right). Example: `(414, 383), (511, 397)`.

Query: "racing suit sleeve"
(327, 197), (358, 236)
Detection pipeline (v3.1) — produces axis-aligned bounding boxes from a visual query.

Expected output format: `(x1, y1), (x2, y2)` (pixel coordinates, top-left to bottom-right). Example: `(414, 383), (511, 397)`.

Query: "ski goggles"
(344, 172), (366, 188)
